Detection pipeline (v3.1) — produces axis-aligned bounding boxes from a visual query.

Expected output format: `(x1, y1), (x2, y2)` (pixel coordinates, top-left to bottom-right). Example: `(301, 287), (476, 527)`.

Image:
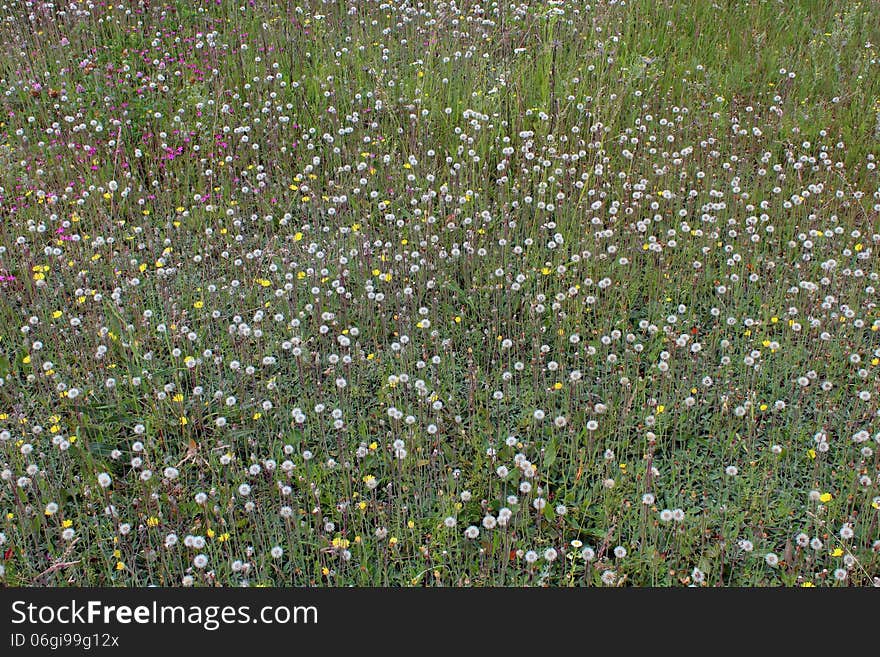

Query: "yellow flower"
(52, 310), (63, 319)
(819, 493), (832, 503)
(801, 581), (815, 587)
(116, 562), (125, 571)
(321, 567), (330, 576)
(218, 532), (230, 542)
(293, 231), (303, 241)
(193, 300), (203, 309)
(146, 516), (159, 527)
(179, 416), (188, 426)
(807, 449), (816, 459)
(207, 528), (216, 538)
(389, 537), (398, 547)
(656, 405), (665, 414)
(831, 548), (843, 557)
(61, 519), (73, 528)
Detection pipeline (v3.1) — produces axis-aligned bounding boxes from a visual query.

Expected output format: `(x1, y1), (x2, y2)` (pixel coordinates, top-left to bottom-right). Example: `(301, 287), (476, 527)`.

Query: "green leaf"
(543, 439), (557, 469)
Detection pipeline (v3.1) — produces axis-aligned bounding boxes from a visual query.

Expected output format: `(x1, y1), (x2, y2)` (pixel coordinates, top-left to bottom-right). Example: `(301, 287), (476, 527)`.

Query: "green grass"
(0, 0), (878, 587)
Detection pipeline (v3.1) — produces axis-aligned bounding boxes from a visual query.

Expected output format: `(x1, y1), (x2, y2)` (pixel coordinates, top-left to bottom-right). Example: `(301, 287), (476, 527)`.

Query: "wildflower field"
(0, 0), (878, 587)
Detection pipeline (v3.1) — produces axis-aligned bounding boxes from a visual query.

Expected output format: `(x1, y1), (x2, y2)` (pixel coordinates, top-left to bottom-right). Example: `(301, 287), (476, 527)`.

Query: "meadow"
(0, 0), (878, 586)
